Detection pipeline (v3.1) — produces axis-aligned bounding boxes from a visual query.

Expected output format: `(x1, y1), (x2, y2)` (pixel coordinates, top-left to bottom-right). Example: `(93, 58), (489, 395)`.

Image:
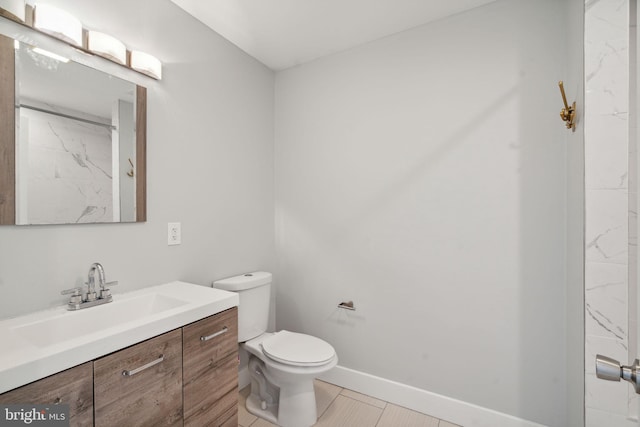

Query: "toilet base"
(246, 393), (279, 425)
(242, 333), (338, 427)
(246, 355), (319, 427)
(246, 384), (318, 427)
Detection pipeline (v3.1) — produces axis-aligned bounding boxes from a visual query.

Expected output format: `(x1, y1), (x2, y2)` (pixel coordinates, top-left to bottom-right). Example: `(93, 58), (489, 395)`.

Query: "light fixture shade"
(0, 0), (26, 22)
(130, 50), (162, 80)
(33, 3), (83, 46)
(88, 31), (126, 65)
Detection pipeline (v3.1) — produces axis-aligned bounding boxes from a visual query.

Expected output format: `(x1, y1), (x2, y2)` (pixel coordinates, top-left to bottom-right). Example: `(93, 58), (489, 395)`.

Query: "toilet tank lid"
(213, 271), (272, 291)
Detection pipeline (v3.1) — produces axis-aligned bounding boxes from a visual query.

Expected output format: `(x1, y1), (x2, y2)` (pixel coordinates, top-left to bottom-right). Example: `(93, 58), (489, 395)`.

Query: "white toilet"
(213, 272), (337, 427)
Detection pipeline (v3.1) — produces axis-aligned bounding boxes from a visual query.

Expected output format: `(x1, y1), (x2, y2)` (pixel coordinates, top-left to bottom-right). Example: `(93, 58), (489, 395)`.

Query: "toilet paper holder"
(338, 301), (355, 311)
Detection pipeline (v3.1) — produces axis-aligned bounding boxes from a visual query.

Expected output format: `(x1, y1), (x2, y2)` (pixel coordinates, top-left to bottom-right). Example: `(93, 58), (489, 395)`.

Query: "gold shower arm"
(558, 80), (576, 131)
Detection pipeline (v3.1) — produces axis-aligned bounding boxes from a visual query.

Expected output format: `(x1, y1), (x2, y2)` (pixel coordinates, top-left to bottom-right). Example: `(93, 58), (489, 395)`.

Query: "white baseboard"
(318, 365), (546, 427)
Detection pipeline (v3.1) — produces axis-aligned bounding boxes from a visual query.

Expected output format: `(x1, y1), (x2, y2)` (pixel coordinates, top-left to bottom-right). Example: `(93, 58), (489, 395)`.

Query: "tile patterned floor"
(239, 380), (462, 427)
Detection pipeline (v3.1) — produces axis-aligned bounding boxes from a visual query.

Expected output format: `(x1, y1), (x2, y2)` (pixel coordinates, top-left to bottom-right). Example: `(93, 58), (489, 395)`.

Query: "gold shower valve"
(558, 80), (576, 131)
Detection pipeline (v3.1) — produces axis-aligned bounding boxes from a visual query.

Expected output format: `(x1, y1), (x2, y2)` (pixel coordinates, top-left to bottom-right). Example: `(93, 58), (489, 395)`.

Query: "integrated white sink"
(13, 293), (188, 348)
(0, 281), (238, 394)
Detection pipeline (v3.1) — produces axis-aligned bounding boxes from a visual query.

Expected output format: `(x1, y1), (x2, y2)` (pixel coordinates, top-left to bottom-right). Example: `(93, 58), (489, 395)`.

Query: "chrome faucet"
(87, 262), (106, 301)
(61, 262), (118, 310)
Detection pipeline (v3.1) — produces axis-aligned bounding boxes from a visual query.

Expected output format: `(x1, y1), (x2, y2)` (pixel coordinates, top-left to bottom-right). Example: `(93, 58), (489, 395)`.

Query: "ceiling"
(170, 0), (497, 71)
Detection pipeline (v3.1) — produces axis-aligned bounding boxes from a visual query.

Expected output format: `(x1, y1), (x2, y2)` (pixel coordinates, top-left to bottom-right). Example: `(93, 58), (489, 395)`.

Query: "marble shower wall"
(17, 104), (114, 224)
(584, 0), (637, 425)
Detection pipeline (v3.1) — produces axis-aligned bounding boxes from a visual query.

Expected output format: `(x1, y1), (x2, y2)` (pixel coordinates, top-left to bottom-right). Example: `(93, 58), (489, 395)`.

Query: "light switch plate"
(168, 222), (181, 245)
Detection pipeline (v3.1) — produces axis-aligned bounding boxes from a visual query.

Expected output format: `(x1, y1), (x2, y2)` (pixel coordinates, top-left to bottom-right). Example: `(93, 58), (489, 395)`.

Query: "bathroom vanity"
(0, 282), (239, 426)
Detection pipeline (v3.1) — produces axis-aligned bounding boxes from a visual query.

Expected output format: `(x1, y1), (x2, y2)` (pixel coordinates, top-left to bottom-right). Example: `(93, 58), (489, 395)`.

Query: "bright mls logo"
(0, 405), (69, 426)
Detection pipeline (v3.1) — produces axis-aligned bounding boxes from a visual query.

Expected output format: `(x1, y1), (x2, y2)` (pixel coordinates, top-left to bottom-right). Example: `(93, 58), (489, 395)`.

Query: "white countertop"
(0, 281), (238, 394)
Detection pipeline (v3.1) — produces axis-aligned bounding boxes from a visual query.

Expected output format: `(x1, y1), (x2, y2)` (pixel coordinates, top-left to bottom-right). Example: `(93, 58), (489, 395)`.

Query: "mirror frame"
(0, 34), (147, 225)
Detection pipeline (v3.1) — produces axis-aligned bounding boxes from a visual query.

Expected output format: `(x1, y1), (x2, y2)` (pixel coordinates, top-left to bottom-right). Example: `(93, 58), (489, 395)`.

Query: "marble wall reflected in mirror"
(0, 34), (146, 225)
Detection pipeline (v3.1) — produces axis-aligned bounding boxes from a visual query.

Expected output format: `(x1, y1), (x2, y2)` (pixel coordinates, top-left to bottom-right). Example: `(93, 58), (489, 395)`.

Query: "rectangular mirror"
(0, 34), (146, 225)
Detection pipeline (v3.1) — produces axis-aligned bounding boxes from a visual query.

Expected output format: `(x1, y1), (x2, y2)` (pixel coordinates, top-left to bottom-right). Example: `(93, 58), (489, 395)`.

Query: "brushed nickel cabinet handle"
(200, 327), (228, 342)
(122, 354), (164, 377)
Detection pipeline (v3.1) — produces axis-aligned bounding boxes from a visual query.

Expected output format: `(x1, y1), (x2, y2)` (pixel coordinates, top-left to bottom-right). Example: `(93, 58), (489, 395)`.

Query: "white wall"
(274, 1), (568, 425)
(0, 0), (275, 318)
(565, 0), (585, 426)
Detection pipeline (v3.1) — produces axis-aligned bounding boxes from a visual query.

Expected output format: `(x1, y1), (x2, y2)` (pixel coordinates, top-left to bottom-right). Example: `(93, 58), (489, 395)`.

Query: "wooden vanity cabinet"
(0, 308), (238, 426)
(93, 328), (183, 427)
(0, 362), (93, 427)
(183, 307), (238, 427)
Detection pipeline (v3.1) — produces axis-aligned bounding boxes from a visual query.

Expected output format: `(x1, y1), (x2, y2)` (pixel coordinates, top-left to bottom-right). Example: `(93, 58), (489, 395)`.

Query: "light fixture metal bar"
(17, 103), (115, 130)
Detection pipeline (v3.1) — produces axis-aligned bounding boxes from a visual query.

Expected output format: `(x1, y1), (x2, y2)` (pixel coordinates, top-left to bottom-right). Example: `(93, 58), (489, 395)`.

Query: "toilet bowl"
(213, 272), (338, 427)
(243, 331), (338, 426)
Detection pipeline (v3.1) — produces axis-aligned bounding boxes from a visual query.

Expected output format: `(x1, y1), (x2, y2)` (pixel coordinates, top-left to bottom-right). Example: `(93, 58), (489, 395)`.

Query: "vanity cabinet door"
(94, 329), (183, 427)
(0, 362), (93, 426)
(183, 307), (238, 427)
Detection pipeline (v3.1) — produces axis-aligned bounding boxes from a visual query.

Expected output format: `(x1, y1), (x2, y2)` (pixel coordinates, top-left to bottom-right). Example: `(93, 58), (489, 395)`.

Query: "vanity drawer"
(185, 386), (238, 427)
(183, 307), (238, 426)
(184, 352), (238, 426)
(0, 362), (93, 427)
(183, 307), (238, 384)
(94, 329), (183, 427)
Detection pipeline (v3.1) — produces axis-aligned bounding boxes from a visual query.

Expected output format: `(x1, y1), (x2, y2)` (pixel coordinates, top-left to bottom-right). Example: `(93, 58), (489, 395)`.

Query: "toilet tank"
(213, 272), (272, 342)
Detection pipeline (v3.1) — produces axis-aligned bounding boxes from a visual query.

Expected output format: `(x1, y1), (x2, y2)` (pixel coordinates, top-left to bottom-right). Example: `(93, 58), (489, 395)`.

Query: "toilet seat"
(261, 330), (335, 367)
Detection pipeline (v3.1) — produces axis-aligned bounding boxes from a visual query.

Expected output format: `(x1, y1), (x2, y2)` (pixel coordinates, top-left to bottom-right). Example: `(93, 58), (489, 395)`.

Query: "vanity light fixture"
(88, 31), (126, 65)
(4, 3), (162, 80)
(0, 0), (26, 22)
(130, 50), (162, 80)
(33, 3), (82, 47)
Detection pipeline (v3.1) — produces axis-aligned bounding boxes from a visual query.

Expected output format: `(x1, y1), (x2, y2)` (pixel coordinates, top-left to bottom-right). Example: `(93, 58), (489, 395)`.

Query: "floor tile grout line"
(327, 392), (388, 427)
(317, 386), (344, 419)
(373, 400), (385, 427)
(338, 388), (388, 410)
(338, 393), (390, 412)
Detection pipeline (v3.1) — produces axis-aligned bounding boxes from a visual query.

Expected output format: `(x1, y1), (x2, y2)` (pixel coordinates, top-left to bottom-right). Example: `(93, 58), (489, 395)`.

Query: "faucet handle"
(61, 286), (84, 296)
(61, 286), (85, 305)
(102, 280), (118, 289)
